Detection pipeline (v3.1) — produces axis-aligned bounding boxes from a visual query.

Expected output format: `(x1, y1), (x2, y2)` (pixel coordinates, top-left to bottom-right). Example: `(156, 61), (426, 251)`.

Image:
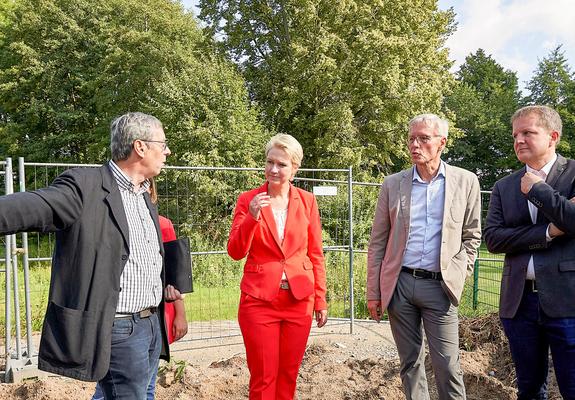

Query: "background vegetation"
(0, 0), (572, 185)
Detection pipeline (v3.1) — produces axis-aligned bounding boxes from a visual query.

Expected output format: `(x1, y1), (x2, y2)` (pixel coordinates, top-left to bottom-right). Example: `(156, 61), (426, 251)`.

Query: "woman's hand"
(314, 309), (328, 328)
(249, 192), (271, 220)
(172, 312), (188, 341)
(172, 299), (188, 341)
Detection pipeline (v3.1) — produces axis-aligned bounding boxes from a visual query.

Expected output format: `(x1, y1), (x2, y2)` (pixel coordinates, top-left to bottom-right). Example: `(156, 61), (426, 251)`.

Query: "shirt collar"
(526, 153), (557, 178)
(412, 161), (446, 184)
(108, 160), (150, 194)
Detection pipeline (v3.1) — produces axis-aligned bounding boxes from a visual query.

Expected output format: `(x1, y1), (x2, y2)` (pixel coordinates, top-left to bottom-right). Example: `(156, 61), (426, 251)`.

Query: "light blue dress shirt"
(401, 162), (446, 272)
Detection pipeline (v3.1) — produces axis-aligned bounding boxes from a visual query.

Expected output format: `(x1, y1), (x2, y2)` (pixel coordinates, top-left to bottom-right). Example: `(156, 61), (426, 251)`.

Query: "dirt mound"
(459, 313), (516, 386)
(209, 354), (246, 369)
(0, 378), (95, 400)
(459, 314), (561, 400)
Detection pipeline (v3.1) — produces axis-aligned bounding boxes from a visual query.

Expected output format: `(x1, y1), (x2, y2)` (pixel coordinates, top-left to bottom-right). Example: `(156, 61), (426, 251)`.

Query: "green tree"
(444, 49), (521, 189)
(199, 0), (456, 176)
(524, 46), (575, 158)
(0, 0), (14, 127)
(0, 0), (266, 167)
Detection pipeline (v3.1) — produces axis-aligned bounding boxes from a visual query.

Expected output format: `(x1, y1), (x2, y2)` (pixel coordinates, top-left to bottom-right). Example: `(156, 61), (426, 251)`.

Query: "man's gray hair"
(512, 105), (562, 138)
(110, 112), (163, 161)
(409, 113), (449, 138)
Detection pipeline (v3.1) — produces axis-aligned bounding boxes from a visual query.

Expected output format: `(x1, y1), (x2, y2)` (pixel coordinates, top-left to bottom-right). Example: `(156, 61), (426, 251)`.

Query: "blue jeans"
(501, 290), (575, 400)
(96, 312), (162, 399)
(92, 364), (157, 400)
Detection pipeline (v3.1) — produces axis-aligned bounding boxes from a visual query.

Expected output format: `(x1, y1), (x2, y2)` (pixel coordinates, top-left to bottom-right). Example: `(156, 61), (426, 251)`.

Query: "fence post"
(472, 257), (479, 310)
(19, 157), (34, 357)
(3, 158), (13, 382)
(347, 166), (354, 334)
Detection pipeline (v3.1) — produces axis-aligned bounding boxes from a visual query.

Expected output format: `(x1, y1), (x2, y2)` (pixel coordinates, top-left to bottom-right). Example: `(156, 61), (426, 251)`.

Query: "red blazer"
(228, 183), (327, 310)
(159, 215), (177, 242)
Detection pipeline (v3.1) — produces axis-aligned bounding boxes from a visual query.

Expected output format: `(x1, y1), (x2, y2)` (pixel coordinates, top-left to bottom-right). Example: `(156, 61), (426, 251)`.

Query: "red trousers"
(238, 289), (313, 400)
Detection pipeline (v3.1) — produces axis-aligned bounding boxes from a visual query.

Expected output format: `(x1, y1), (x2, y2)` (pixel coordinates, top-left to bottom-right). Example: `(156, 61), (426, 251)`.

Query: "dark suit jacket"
(0, 164), (170, 381)
(484, 155), (575, 318)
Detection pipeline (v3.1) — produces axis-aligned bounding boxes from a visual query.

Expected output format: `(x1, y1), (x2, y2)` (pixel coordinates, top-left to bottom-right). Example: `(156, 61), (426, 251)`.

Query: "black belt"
(114, 307), (157, 319)
(401, 266), (443, 281)
(525, 280), (538, 293)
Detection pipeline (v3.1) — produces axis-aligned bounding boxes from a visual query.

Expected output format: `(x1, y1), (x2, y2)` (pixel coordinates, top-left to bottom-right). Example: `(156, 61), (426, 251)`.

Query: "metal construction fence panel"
(1, 158), (504, 380)
(471, 191), (503, 315)
(1, 161), (357, 348)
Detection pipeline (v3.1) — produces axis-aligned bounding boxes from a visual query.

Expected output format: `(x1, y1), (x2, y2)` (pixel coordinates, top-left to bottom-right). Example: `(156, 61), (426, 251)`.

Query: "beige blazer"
(367, 163), (482, 310)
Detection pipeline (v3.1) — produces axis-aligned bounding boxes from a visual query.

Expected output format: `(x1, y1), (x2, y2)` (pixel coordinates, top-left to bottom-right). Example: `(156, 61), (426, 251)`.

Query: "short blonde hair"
(512, 105), (562, 138)
(409, 113), (449, 138)
(265, 134), (304, 167)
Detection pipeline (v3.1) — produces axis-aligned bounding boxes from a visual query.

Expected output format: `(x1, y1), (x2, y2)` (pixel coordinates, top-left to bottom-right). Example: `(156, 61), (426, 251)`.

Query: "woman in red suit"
(228, 133), (328, 400)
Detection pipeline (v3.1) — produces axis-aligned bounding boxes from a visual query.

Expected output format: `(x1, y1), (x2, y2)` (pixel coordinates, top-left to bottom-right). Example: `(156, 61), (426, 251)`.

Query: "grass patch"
(184, 286), (240, 321)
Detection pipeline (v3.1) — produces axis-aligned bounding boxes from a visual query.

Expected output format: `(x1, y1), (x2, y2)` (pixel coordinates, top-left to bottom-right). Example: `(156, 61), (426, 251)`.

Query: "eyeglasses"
(140, 139), (168, 151)
(407, 135), (442, 145)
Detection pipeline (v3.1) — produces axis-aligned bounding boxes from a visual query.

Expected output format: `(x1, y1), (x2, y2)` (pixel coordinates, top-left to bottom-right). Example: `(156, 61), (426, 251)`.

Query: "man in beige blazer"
(367, 113), (481, 400)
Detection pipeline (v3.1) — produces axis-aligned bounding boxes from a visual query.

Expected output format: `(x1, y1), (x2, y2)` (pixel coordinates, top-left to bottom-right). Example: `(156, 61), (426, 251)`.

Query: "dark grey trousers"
(387, 271), (466, 400)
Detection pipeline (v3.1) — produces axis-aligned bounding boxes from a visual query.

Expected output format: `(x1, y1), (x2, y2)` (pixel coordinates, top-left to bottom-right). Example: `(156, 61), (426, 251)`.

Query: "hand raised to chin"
(521, 171), (544, 194)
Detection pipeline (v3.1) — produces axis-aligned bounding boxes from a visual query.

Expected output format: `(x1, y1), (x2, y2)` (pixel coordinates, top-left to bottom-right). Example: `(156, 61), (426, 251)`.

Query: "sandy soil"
(0, 315), (561, 399)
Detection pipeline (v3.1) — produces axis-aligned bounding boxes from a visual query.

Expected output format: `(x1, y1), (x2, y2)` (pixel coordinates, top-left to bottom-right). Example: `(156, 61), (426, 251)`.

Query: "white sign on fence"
(313, 186), (338, 196)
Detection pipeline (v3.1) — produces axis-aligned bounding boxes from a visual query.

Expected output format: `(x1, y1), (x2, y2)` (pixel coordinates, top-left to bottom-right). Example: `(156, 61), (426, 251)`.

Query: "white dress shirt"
(525, 153), (557, 280)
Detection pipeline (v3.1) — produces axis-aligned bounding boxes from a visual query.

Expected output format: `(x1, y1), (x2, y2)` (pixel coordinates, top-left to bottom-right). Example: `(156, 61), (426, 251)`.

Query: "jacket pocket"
(303, 260), (313, 270)
(244, 263), (262, 273)
(559, 260), (575, 272)
(450, 203), (465, 223)
(40, 301), (96, 369)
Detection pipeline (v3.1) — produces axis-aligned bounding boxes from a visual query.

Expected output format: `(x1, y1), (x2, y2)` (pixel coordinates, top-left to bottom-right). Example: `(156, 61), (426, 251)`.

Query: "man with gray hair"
(485, 105), (575, 399)
(0, 112), (181, 399)
(367, 113), (481, 399)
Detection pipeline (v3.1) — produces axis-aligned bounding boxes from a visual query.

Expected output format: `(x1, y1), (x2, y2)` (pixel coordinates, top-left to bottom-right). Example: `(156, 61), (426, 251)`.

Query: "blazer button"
(121, 255), (128, 261)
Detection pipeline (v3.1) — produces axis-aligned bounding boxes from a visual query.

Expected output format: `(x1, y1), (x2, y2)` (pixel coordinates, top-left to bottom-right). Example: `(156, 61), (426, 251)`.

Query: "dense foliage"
(0, 0), (267, 167)
(0, 0), (573, 186)
(524, 46), (575, 160)
(444, 49), (522, 189)
(199, 0), (456, 176)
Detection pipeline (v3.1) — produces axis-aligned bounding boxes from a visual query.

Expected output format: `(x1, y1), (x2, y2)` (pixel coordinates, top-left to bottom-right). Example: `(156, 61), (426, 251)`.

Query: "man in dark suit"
(485, 105), (575, 400)
(0, 112), (182, 399)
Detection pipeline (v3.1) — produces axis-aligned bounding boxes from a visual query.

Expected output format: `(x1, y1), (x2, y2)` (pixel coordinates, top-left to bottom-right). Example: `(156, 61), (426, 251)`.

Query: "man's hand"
(172, 310), (188, 341)
(521, 172), (544, 194)
(164, 284), (183, 301)
(549, 223), (565, 238)
(368, 300), (382, 322)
